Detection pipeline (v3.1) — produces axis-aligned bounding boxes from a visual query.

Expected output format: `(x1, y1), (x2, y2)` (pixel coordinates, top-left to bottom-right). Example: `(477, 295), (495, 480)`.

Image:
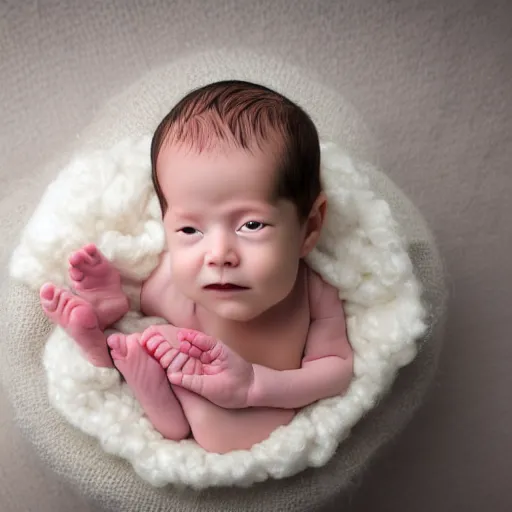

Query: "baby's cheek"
(176, 257), (194, 274)
(169, 252), (193, 279)
(257, 251), (297, 290)
(248, 249), (276, 277)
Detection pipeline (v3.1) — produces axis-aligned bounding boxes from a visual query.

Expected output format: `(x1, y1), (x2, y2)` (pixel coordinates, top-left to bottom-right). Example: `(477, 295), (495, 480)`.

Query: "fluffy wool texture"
(9, 137), (426, 489)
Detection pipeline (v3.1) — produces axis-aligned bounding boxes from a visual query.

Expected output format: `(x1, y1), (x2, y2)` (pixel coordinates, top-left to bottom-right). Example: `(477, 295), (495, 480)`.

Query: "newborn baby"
(39, 80), (354, 453)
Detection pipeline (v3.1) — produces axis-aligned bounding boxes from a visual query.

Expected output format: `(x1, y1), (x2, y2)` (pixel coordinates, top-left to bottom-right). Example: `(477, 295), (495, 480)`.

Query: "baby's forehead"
(155, 133), (288, 209)
(160, 126), (284, 156)
(158, 138), (283, 180)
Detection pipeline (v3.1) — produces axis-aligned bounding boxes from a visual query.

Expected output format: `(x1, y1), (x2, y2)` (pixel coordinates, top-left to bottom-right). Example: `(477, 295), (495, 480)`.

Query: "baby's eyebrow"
(228, 202), (277, 216)
(170, 209), (201, 222)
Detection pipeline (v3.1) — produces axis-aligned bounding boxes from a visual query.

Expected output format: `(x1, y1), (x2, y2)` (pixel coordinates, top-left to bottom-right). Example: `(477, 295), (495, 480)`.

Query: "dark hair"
(151, 80), (321, 220)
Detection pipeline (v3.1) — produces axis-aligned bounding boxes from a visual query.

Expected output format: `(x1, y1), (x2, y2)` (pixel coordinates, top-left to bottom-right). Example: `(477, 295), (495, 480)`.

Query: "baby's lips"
(204, 283), (248, 290)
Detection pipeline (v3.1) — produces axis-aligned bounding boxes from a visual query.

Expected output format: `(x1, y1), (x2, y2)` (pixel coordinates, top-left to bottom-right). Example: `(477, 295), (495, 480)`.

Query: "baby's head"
(151, 81), (326, 321)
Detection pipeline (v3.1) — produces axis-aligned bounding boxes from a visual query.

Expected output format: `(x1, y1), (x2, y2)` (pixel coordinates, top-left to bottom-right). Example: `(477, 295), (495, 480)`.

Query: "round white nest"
(9, 136), (426, 489)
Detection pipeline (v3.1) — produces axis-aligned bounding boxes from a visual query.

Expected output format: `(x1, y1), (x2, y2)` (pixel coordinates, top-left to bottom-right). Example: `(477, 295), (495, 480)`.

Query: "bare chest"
(198, 297), (310, 371)
(161, 281), (310, 372)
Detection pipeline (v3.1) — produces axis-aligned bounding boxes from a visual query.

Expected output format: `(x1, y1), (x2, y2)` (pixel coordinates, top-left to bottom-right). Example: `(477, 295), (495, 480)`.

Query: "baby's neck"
(195, 266), (305, 344)
(193, 265), (309, 368)
(195, 303), (281, 342)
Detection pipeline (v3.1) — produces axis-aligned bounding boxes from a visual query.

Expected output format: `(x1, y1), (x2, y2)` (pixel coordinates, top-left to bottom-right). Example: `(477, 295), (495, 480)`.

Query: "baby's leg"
(145, 329), (296, 452)
(68, 243), (130, 329)
(173, 387), (295, 453)
(107, 331), (189, 441)
(40, 283), (113, 367)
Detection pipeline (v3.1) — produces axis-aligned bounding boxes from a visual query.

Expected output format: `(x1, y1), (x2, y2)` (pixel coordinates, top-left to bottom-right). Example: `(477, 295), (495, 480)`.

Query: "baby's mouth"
(204, 283), (248, 291)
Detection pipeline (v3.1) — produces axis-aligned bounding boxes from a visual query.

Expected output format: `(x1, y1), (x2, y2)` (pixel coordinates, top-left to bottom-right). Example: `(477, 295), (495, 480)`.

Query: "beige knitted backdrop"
(1, 1), (511, 511)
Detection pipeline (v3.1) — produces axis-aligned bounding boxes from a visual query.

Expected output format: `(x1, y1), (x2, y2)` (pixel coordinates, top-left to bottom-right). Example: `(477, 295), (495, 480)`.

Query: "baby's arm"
(247, 270), (353, 409)
(158, 271), (354, 410)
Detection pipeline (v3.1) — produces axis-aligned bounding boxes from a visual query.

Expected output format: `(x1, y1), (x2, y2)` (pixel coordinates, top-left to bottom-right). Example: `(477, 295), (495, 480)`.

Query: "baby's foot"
(40, 283), (113, 367)
(107, 333), (190, 441)
(148, 328), (254, 408)
(69, 243), (129, 329)
(142, 326), (201, 379)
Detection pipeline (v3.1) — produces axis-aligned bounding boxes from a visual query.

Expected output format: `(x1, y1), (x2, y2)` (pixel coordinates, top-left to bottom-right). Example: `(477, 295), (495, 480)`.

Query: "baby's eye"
(178, 226), (198, 235)
(239, 221), (266, 233)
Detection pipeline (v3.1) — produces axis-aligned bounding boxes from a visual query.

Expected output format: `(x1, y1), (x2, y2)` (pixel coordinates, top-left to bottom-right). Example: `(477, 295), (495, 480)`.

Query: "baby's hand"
(168, 329), (254, 409)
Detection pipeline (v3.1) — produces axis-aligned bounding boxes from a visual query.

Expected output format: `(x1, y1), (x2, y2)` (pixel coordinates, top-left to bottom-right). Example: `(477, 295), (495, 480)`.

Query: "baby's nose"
(205, 236), (239, 267)
(206, 251), (238, 267)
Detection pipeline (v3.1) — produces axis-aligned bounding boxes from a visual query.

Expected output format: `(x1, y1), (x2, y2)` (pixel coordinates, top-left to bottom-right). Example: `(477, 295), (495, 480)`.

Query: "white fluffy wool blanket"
(9, 137), (426, 489)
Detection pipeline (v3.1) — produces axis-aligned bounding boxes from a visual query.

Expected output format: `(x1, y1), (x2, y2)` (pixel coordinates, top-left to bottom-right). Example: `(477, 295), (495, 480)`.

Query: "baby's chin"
(201, 301), (267, 323)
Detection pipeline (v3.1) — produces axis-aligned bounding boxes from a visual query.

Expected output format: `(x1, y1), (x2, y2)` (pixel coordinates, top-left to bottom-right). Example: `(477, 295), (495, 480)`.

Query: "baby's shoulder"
(304, 263), (343, 318)
(304, 263), (337, 297)
(141, 252), (195, 324)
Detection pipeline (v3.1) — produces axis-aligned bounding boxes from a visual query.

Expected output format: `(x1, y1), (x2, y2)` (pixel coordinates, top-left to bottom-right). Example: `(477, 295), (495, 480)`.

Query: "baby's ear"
(300, 192), (327, 257)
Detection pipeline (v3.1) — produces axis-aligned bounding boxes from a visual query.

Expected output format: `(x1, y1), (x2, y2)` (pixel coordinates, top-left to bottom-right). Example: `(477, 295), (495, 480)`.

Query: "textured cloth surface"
(0, 49), (446, 510)
(2, 191), (443, 512)
(2, 0), (509, 508)
(16, 0), (512, 510)
(9, 136), (426, 488)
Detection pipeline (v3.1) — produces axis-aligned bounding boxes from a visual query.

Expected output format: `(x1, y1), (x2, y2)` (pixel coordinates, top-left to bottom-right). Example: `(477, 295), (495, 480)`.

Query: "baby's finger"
(188, 345), (203, 359)
(200, 351), (215, 364)
(145, 334), (167, 353)
(153, 341), (172, 360)
(159, 348), (180, 369)
(182, 357), (202, 375)
(177, 328), (201, 342)
(168, 352), (190, 373)
(180, 341), (206, 360)
(140, 326), (166, 347)
(188, 331), (217, 351)
(167, 372), (183, 386)
(179, 340), (192, 354)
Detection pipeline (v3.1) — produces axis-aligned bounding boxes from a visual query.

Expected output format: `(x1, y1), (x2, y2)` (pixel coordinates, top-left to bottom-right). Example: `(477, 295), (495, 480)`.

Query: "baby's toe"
(39, 282), (56, 302)
(107, 333), (128, 359)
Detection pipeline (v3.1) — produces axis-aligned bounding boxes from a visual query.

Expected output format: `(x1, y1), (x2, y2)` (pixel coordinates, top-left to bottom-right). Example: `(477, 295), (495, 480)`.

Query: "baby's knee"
(193, 430), (240, 454)
(192, 408), (296, 454)
(163, 422), (191, 442)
